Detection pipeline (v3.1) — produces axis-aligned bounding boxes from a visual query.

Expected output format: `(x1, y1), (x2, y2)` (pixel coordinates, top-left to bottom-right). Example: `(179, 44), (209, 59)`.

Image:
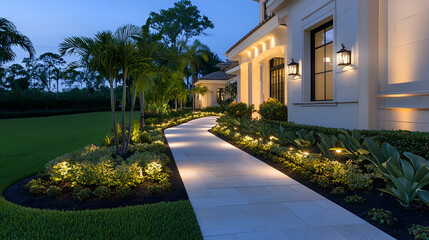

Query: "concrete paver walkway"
(165, 117), (394, 240)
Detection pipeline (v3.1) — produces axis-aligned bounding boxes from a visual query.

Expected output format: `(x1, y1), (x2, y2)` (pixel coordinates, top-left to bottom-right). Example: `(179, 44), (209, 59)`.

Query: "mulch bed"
(210, 130), (429, 240)
(3, 131), (188, 211)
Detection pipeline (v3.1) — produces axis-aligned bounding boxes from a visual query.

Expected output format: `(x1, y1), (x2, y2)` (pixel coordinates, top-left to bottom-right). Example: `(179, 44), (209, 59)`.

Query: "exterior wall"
(196, 82), (227, 108)
(377, 0), (429, 131)
(228, 0), (429, 131)
(226, 18), (287, 112)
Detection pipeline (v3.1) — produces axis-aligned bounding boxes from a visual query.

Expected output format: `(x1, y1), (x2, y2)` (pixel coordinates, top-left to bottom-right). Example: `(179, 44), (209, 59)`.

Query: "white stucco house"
(223, 0), (429, 131)
(194, 61), (239, 108)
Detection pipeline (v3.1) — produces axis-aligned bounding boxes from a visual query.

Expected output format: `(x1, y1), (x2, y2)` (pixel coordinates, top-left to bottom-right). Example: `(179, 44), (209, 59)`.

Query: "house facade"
(225, 0), (429, 131)
(194, 61), (239, 108)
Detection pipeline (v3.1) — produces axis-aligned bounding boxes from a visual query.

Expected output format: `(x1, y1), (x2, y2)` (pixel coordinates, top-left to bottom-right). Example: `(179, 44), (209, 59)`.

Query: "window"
(311, 21), (333, 101)
(217, 88), (224, 101)
(270, 58), (285, 103)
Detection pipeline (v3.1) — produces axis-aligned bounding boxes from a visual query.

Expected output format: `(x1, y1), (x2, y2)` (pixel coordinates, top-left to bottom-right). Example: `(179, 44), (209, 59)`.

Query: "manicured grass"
(0, 112), (203, 239)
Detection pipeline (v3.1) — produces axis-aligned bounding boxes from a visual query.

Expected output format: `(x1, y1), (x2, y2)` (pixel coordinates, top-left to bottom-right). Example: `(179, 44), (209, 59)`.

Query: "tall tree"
(149, 0), (214, 51)
(39, 52), (66, 96)
(199, 51), (222, 76)
(183, 40), (210, 110)
(5, 63), (30, 91)
(0, 17), (35, 65)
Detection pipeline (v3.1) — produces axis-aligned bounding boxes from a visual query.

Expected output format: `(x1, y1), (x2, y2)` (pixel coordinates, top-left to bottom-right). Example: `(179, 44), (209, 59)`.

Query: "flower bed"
(212, 115), (429, 240)
(5, 111), (222, 210)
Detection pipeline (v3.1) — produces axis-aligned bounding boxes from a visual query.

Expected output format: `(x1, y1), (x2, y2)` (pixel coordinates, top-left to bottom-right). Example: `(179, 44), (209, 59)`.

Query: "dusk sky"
(1, 0), (259, 65)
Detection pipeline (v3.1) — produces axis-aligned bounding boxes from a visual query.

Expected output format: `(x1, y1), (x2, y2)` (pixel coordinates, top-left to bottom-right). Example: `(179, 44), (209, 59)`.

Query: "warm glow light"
(288, 58), (299, 76)
(337, 43), (351, 65)
(304, 152), (309, 155)
(336, 149), (342, 153)
(289, 147), (294, 151)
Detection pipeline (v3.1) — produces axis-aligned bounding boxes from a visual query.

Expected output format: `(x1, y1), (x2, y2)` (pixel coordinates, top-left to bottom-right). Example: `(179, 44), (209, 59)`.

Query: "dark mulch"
(3, 131), (188, 211)
(210, 130), (429, 240)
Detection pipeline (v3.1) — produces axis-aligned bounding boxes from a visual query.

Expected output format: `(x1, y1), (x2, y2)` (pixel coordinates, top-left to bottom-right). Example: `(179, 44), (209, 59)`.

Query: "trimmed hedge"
(264, 119), (429, 159)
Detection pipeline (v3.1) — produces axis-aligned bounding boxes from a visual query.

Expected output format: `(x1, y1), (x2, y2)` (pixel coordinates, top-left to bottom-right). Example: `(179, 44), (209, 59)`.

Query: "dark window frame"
(217, 88), (225, 101)
(269, 58), (285, 104)
(311, 20), (334, 101)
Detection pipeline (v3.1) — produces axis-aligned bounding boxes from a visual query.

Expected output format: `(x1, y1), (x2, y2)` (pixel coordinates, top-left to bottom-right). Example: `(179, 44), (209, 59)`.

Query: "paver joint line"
(165, 117), (395, 240)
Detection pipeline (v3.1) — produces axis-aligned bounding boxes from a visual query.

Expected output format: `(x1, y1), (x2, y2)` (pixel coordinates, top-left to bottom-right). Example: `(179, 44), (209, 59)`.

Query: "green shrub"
(367, 208), (397, 225)
(29, 185), (46, 194)
(409, 225), (429, 240)
(332, 187), (346, 195)
(118, 185), (132, 198)
(226, 102), (254, 119)
(344, 195), (366, 204)
(258, 98), (287, 121)
(46, 186), (62, 197)
(93, 186), (110, 198)
(25, 179), (46, 194)
(148, 184), (161, 194)
(75, 188), (92, 201)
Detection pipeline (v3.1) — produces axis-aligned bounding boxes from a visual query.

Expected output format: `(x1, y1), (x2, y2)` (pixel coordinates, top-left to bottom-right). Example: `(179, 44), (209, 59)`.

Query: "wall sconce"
(287, 58), (299, 76)
(337, 43), (351, 66)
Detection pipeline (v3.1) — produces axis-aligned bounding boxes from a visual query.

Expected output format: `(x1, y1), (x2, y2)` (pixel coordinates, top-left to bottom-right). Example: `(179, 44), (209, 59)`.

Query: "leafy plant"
(258, 98), (287, 121)
(367, 208), (396, 225)
(46, 186), (62, 197)
(75, 188), (92, 201)
(317, 133), (340, 158)
(335, 130), (370, 162)
(118, 185), (132, 198)
(344, 195), (366, 204)
(25, 179), (46, 194)
(409, 225), (429, 240)
(379, 152), (429, 207)
(225, 102), (255, 119)
(93, 186), (109, 198)
(331, 187), (346, 195)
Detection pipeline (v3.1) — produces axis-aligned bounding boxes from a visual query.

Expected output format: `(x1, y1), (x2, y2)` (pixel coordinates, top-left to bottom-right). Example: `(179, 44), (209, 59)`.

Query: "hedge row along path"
(165, 117), (395, 240)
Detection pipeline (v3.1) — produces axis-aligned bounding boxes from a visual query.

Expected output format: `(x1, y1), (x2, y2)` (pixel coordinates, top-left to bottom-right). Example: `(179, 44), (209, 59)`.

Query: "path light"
(337, 43), (351, 66)
(304, 152), (309, 155)
(288, 58), (299, 76)
(336, 149), (342, 153)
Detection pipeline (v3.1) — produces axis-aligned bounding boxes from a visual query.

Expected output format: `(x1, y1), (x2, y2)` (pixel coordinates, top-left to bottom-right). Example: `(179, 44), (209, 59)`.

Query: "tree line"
(0, 0), (222, 113)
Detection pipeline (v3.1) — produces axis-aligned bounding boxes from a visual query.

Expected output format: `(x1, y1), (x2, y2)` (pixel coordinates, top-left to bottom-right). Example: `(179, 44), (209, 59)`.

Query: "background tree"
(0, 17), (35, 65)
(149, 0), (214, 51)
(5, 64), (30, 91)
(199, 51), (222, 76)
(39, 52), (66, 96)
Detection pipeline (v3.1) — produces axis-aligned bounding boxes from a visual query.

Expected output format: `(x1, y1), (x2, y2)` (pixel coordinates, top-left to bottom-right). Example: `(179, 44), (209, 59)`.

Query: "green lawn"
(0, 112), (203, 239)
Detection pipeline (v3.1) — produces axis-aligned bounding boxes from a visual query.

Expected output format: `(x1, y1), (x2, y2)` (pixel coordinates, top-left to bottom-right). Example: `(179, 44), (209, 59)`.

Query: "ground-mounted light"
(337, 43), (351, 66)
(287, 58), (299, 76)
(336, 149), (342, 153)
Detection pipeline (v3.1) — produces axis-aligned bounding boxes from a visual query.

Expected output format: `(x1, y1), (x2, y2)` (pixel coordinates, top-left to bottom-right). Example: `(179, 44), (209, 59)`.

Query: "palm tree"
(182, 40), (210, 111)
(0, 17), (35, 65)
(60, 31), (122, 155)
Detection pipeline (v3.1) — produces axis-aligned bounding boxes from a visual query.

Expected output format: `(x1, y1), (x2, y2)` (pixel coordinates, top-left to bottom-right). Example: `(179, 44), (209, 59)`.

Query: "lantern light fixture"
(287, 58), (299, 76)
(337, 43), (351, 66)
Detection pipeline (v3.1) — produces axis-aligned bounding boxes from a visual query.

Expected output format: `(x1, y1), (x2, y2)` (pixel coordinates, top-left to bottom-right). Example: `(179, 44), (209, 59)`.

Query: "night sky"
(1, 0), (259, 65)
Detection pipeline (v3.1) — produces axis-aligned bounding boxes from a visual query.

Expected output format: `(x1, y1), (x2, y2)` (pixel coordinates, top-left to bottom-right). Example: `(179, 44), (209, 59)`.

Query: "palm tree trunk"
(109, 81), (120, 155)
(139, 91), (144, 129)
(121, 73), (127, 157)
(125, 85), (138, 154)
(180, 98), (183, 110)
(56, 79), (59, 99)
(175, 97), (177, 110)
